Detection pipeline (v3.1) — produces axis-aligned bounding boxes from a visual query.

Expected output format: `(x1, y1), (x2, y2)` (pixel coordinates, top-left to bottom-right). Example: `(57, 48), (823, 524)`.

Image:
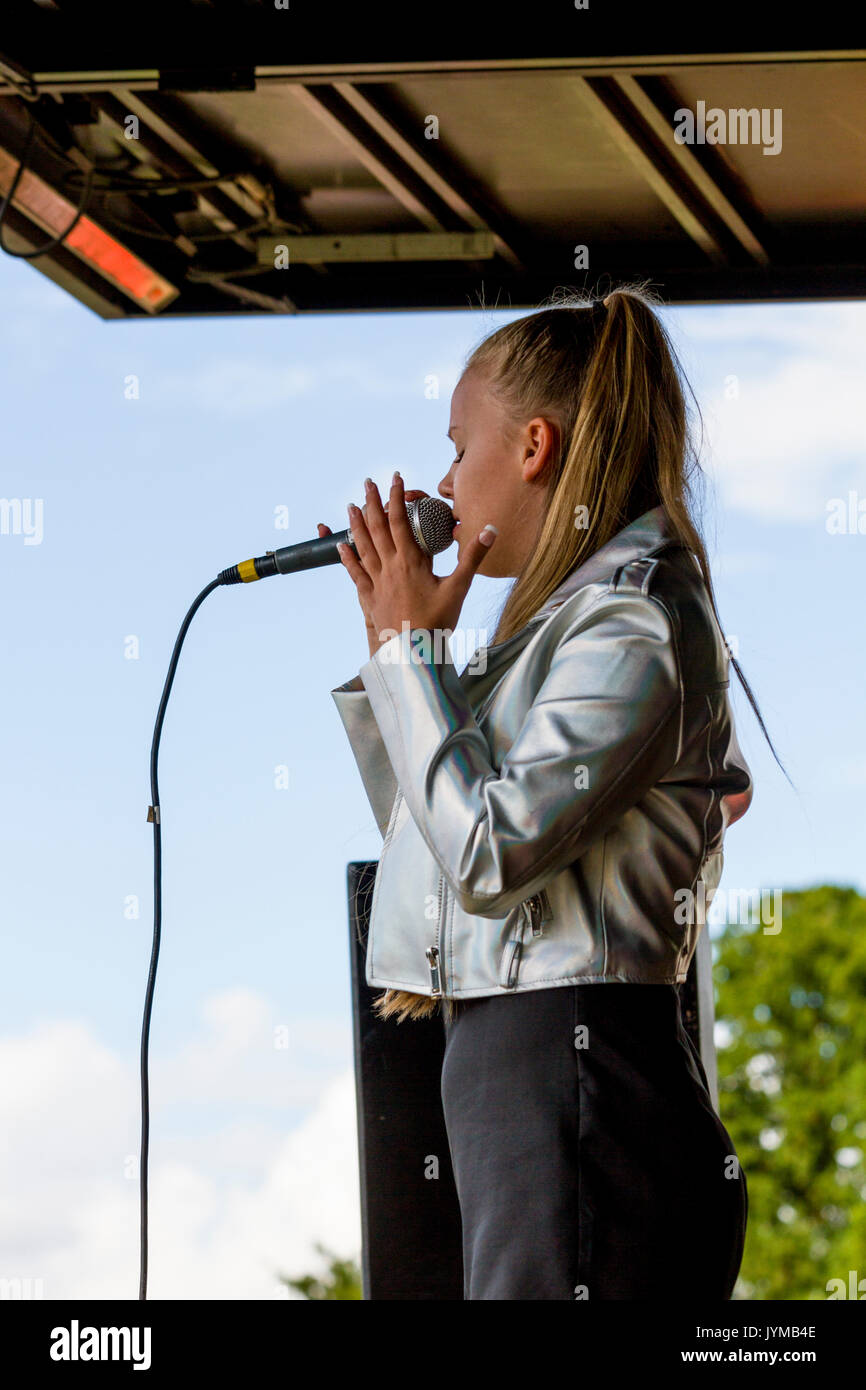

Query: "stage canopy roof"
(0, 4), (863, 319)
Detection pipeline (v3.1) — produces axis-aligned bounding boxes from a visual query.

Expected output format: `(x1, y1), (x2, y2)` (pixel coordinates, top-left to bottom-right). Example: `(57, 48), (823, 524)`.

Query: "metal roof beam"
(616, 75), (771, 264)
(577, 76), (735, 265)
(333, 83), (525, 269)
(255, 231), (496, 265)
(289, 83), (453, 233)
(2, 5), (864, 91)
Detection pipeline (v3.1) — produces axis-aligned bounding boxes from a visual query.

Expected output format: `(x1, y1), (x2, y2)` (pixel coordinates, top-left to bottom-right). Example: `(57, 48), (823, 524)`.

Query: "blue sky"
(1, 252), (864, 1297)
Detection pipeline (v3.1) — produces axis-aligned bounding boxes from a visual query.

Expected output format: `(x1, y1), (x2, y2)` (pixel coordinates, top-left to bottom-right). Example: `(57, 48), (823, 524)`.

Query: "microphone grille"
(408, 496), (455, 556)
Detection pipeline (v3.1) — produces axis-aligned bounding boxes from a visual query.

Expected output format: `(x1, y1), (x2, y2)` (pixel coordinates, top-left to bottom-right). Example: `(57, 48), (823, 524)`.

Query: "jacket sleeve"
(330, 673), (400, 839)
(357, 591), (684, 917)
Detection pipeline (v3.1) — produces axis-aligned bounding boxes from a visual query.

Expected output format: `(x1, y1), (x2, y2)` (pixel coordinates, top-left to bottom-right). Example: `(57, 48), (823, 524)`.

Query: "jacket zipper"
(426, 873), (446, 996)
(425, 945), (443, 994)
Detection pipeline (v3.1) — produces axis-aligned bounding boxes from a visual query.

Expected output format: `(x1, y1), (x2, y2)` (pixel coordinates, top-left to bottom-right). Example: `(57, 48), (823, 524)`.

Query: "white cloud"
(662, 303), (866, 525)
(0, 997), (361, 1300)
(700, 358), (865, 522)
(671, 302), (865, 357)
(153, 986), (349, 1110)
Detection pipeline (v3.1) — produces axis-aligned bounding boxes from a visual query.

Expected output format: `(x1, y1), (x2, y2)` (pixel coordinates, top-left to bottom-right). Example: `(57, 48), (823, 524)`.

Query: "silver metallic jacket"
(331, 504), (754, 1001)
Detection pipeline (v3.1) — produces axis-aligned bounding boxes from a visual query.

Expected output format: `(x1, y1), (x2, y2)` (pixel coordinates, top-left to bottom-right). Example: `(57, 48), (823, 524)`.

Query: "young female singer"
(324, 287), (787, 1300)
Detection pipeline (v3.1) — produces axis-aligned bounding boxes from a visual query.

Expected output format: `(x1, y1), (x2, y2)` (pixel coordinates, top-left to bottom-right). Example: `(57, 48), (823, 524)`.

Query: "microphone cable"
(140, 577), (220, 1301)
(138, 540), (361, 1297)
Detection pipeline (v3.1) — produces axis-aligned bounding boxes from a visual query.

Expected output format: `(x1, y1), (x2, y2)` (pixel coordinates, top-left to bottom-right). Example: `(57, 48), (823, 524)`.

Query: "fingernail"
(479, 524), (498, 545)
(393, 469), (401, 484)
(348, 502), (358, 516)
(364, 477), (373, 491)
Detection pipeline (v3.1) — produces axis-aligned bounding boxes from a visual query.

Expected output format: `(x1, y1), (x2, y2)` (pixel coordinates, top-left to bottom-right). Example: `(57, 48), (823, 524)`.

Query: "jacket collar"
(462, 505), (683, 685)
(530, 504), (681, 623)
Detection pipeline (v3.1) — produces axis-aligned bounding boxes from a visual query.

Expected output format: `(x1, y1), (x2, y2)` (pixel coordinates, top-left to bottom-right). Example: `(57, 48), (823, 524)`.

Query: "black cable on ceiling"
(0, 105), (95, 259)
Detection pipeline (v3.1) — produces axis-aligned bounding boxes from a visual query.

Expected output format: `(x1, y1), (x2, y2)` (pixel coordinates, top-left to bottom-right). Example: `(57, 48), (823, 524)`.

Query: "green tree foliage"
(279, 1242), (362, 1300)
(714, 885), (866, 1299)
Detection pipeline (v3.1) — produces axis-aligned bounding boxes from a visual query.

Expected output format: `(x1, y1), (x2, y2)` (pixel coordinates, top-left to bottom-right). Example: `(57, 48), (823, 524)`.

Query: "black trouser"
(440, 982), (748, 1301)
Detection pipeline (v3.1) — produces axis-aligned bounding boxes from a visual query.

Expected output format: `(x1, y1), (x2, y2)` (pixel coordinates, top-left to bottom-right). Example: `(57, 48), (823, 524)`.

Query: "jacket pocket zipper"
(525, 887), (552, 938)
(501, 889), (553, 989)
(500, 924), (525, 989)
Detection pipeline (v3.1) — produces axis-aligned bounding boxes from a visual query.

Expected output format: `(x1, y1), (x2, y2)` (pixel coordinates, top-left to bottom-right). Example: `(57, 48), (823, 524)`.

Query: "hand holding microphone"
(330, 473), (497, 658)
(318, 488), (431, 656)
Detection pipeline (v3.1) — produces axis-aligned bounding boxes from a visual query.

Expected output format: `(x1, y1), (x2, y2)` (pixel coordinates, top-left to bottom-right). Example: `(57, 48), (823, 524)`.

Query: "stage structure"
(1, 5), (861, 1297)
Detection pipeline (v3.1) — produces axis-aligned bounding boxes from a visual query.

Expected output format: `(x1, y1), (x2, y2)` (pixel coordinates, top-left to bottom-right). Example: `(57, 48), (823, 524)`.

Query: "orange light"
(0, 145), (178, 312)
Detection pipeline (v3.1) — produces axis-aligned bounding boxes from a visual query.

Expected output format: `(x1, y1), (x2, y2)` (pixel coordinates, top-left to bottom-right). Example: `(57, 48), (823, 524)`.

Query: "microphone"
(217, 495), (455, 585)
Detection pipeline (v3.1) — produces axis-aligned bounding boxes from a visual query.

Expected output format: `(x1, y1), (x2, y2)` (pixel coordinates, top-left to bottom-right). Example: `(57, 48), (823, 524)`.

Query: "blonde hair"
(373, 281), (790, 1024)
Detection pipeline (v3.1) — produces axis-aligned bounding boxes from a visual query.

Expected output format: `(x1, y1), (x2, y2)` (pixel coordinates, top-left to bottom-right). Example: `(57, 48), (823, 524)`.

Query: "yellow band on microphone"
(237, 558), (260, 583)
